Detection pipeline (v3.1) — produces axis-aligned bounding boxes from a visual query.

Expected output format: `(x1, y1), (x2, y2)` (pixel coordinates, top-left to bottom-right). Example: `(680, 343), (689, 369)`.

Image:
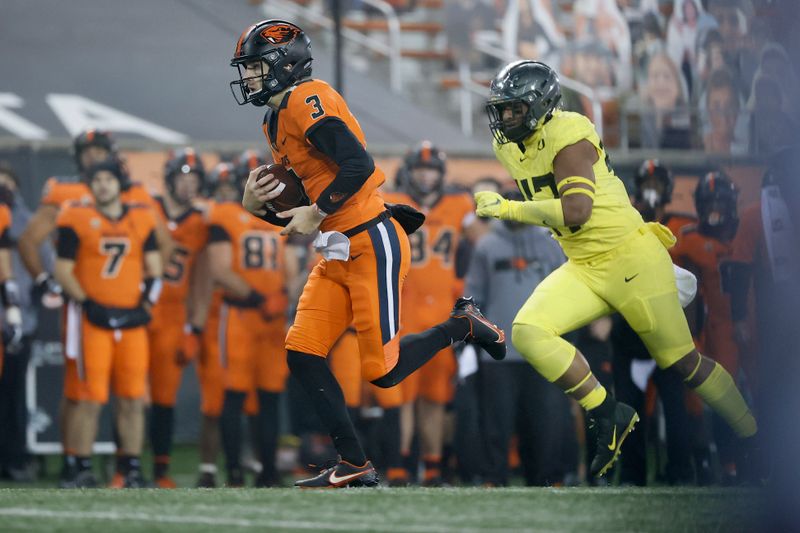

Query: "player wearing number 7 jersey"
(478, 60), (758, 477)
(233, 19), (506, 488)
(54, 159), (163, 488)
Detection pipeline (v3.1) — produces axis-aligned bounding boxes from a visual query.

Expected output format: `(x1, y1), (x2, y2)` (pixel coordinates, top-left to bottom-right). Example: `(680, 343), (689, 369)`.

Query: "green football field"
(0, 486), (760, 532)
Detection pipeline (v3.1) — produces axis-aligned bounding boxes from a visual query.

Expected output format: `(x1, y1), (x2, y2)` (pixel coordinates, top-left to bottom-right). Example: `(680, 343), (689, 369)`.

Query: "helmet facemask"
(231, 57), (280, 107)
(486, 91), (557, 144)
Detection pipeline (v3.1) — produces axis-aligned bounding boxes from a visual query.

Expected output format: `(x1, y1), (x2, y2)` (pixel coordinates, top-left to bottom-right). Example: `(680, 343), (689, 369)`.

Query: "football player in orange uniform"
(54, 159), (162, 488)
(19, 130), (167, 483)
(194, 162), (236, 488)
(20, 129), (166, 300)
(207, 157), (296, 487)
(671, 171), (744, 482)
(147, 148), (211, 488)
(384, 142), (475, 485)
(195, 157), (274, 487)
(234, 20), (504, 488)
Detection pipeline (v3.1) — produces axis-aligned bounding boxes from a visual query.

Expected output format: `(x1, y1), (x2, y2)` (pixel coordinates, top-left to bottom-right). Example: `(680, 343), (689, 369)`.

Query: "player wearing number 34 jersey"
(479, 60), (757, 478)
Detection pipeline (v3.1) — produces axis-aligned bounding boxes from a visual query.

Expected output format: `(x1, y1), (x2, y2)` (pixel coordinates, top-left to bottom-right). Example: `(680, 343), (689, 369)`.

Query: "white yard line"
(0, 507), (530, 533)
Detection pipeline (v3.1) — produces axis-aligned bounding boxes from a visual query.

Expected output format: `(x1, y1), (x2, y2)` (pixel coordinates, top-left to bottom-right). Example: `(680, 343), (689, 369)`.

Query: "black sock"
(589, 393), (617, 419)
(117, 455), (140, 475)
(287, 351), (366, 466)
(371, 319), (467, 388)
(381, 407), (402, 469)
(220, 390), (246, 471)
(77, 456), (92, 472)
(257, 390), (280, 479)
(150, 404), (174, 473)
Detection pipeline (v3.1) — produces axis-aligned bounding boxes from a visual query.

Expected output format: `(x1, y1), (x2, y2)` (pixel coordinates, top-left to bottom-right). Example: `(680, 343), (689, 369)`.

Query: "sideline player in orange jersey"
(19, 129), (169, 301)
(18, 129), (167, 481)
(54, 159), (163, 488)
(0, 191), (23, 380)
(207, 159), (297, 487)
(147, 148), (211, 488)
(194, 161), (237, 488)
(671, 171), (745, 482)
(195, 156), (278, 488)
(232, 19), (505, 488)
(383, 142), (476, 486)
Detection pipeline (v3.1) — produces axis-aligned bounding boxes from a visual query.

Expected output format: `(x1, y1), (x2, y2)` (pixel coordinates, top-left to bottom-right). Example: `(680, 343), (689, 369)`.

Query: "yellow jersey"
(493, 110), (644, 261)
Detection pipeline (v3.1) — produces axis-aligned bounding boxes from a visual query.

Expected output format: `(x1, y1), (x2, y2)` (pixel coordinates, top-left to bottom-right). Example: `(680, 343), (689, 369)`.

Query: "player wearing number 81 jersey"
(207, 183), (294, 487)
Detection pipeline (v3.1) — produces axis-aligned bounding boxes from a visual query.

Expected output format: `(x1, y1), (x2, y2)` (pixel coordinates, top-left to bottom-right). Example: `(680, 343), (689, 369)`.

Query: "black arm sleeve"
(306, 117), (375, 215)
(208, 224), (231, 243)
(254, 209), (291, 228)
(56, 226), (80, 259)
(143, 230), (158, 252)
(0, 228), (11, 249)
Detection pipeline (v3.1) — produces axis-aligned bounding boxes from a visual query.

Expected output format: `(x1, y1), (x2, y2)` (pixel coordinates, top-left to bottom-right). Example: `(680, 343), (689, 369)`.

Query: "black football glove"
(224, 289), (266, 308)
(32, 273), (64, 309)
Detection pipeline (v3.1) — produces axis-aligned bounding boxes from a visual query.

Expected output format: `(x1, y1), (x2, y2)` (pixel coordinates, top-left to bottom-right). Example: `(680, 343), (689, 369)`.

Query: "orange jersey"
(661, 212), (696, 236)
(41, 177), (154, 209)
(152, 197), (209, 304)
(207, 201), (286, 297)
(262, 79), (386, 232)
(0, 204), (12, 246)
(56, 204), (158, 308)
(41, 177), (92, 208)
(671, 226), (734, 329)
(383, 191), (473, 319)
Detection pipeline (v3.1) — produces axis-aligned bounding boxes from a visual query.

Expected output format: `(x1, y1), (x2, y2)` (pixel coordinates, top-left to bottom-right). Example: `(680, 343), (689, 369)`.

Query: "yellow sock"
(577, 384), (607, 411)
(692, 362), (757, 438)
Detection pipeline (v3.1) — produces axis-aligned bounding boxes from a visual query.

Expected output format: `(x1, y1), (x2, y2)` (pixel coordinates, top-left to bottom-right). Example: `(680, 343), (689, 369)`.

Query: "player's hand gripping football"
(277, 204), (326, 236)
(474, 191), (511, 220)
(242, 164), (283, 217)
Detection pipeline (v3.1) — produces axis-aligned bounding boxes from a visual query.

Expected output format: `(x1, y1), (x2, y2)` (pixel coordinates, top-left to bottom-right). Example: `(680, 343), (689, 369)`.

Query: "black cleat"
(451, 297), (506, 360)
(196, 472), (217, 488)
(123, 468), (149, 488)
(226, 467), (245, 488)
(589, 401), (639, 477)
(294, 458), (379, 489)
(736, 435), (769, 486)
(59, 469), (97, 489)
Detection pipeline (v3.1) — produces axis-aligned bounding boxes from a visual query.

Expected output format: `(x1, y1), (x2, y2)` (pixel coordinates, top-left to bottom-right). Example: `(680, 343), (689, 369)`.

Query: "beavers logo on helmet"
(261, 25), (299, 44)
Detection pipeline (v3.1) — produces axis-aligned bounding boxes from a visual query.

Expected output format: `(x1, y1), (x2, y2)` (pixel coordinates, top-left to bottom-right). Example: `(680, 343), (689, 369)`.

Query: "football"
(259, 163), (307, 213)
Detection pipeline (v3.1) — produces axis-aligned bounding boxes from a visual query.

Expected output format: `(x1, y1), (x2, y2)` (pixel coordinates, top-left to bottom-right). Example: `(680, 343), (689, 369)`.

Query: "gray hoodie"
(465, 220), (565, 363)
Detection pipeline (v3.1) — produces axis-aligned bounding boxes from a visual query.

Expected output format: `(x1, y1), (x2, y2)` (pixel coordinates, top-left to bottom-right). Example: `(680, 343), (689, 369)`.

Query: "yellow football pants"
(512, 224), (696, 382)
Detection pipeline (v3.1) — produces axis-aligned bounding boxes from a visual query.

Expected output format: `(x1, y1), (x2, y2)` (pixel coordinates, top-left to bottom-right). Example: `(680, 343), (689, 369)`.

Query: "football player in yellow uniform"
(476, 61), (757, 477)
